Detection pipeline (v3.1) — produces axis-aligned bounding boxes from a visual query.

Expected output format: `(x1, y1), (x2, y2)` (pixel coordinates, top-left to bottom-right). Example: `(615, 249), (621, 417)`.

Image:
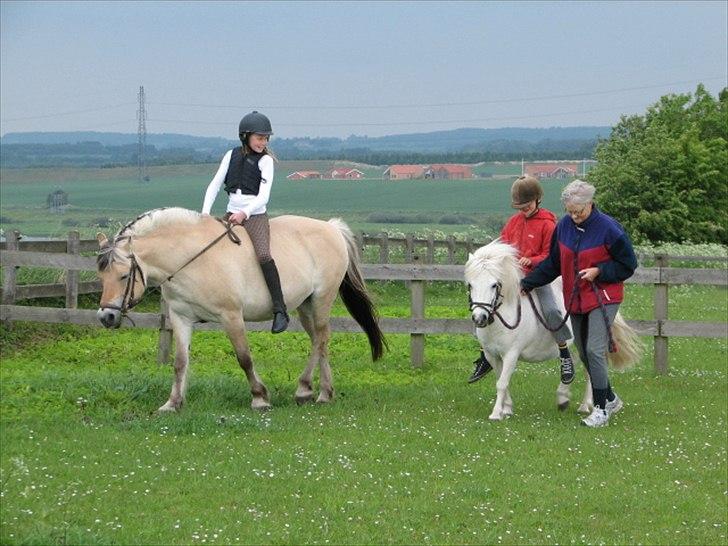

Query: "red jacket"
(500, 208), (557, 273)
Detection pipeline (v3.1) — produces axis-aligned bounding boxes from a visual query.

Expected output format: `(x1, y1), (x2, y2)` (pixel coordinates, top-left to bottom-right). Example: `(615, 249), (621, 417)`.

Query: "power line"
(147, 77), (725, 111)
(147, 102), (651, 128)
(1, 103), (136, 122)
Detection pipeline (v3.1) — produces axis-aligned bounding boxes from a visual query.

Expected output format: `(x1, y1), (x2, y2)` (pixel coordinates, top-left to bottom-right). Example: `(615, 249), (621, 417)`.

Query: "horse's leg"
(220, 312), (270, 410)
(578, 372), (593, 414)
(158, 312), (192, 413)
(309, 292), (336, 404)
(556, 380), (571, 411)
(294, 302), (318, 405)
(490, 352), (518, 421)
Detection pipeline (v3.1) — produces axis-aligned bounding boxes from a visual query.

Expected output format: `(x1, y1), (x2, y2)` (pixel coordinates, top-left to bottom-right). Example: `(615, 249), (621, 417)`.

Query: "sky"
(1, 0), (726, 140)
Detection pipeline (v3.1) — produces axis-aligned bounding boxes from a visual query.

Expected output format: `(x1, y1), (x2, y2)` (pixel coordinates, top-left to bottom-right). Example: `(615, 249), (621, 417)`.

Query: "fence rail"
(2, 230), (727, 372)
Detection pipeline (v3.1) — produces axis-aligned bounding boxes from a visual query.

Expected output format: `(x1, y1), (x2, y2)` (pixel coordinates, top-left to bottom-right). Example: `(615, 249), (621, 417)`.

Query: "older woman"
(520, 180), (638, 427)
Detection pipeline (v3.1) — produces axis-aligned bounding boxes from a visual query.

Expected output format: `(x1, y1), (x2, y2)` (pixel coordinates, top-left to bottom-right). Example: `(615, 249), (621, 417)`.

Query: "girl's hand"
(518, 257), (532, 267)
(228, 211), (248, 225)
(578, 267), (600, 282)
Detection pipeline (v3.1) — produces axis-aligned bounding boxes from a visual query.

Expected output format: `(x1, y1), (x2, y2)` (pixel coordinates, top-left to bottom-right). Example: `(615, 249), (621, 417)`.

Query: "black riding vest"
(223, 148), (265, 195)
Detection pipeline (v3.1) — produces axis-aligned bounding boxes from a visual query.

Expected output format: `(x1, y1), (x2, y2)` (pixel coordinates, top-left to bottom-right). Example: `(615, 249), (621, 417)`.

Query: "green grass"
(1, 164), (570, 239)
(1, 282), (726, 545)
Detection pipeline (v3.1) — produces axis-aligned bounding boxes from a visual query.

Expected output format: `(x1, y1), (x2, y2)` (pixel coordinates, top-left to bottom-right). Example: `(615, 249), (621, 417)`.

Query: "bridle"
(468, 280), (522, 330)
(99, 237), (147, 321)
(99, 218), (241, 322)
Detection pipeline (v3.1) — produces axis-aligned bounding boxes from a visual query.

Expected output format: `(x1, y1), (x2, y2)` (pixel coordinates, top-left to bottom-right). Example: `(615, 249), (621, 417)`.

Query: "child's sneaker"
(559, 356), (575, 384)
(468, 353), (492, 384)
(605, 394), (623, 416)
(581, 407), (609, 428)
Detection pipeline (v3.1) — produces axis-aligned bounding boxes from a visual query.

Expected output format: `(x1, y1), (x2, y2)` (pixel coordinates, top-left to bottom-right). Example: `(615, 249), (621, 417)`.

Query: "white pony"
(465, 240), (642, 421)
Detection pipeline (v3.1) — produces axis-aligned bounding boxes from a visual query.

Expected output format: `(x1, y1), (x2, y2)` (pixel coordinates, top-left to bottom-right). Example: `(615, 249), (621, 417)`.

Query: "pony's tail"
(329, 218), (387, 361)
(608, 312), (644, 370)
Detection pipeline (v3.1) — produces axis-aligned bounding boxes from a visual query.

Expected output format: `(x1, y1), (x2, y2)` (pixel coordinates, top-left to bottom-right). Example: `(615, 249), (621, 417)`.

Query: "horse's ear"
(96, 233), (109, 249)
(468, 252), (474, 261)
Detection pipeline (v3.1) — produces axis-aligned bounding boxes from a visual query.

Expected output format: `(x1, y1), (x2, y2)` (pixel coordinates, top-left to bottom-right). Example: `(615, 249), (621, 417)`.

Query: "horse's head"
(465, 241), (521, 328)
(95, 233), (147, 328)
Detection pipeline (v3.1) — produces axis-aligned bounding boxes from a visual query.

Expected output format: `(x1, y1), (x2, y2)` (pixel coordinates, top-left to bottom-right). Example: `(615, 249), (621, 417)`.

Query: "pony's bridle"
(468, 281), (503, 326)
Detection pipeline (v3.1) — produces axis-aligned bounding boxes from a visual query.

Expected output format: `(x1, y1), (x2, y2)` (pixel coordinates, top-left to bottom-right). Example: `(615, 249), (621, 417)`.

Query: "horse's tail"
(608, 312), (644, 370)
(329, 218), (387, 361)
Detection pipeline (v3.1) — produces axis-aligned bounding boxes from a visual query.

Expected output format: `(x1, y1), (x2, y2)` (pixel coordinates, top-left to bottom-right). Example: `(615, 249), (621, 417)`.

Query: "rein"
(525, 277), (617, 353)
(104, 218), (241, 321)
(159, 218), (241, 285)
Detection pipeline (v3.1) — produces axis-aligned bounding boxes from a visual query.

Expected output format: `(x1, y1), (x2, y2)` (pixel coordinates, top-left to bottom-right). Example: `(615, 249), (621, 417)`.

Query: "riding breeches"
(570, 303), (619, 390)
(223, 212), (272, 263)
(534, 284), (572, 344)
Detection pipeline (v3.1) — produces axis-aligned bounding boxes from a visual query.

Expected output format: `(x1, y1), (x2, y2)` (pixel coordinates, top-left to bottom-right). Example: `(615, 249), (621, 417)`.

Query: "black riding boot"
(260, 259), (289, 334)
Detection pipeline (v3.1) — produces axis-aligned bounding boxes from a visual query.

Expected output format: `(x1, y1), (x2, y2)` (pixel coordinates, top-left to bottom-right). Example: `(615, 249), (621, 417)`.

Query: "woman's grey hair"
(561, 179), (596, 206)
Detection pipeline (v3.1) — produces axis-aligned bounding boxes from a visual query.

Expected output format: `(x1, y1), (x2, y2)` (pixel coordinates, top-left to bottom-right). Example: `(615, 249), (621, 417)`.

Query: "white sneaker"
(581, 407), (609, 428)
(605, 394), (623, 416)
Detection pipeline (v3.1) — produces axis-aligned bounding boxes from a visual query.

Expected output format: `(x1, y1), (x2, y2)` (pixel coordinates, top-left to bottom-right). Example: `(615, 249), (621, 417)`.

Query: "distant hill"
(0, 126), (611, 168)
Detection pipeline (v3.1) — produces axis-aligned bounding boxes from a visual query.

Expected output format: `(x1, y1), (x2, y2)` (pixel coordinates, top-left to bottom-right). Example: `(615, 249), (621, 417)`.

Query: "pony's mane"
(97, 207), (202, 271)
(464, 239), (523, 303)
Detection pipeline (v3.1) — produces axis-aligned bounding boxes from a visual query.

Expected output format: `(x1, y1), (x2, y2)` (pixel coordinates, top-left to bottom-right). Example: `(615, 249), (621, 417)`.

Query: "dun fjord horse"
(465, 240), (642, 420)
(96, 208), (385, 411)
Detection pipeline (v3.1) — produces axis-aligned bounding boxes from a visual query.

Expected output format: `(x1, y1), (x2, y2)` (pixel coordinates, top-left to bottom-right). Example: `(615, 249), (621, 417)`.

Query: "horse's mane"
(97, 207), (203, 271)
(464, 239), (523, 304)
(117, 207), (202, 238)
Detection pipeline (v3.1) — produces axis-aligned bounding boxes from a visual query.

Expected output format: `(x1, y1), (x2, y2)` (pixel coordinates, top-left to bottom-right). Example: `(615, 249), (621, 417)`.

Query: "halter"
(468, 281), (522, 330)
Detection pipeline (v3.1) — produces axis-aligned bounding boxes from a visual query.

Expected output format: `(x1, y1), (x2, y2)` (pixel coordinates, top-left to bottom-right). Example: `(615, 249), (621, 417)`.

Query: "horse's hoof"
(577, 404), (592, 414)
(251, 400), (272, 411)
(488, 414), (503, 421)
(156, 402), (178, 414)
(315, 395), (333, 404)
(557, 401), (570, 411)
(295, 393), (314, 405)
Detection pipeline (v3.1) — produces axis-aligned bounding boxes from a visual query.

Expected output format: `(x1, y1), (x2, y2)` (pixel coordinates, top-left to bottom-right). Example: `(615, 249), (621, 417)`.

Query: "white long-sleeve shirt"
(201, 149), (275, 217)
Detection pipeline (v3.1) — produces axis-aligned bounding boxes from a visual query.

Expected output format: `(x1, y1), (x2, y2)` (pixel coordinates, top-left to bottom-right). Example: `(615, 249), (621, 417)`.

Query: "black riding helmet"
(238, 111), (273, 139)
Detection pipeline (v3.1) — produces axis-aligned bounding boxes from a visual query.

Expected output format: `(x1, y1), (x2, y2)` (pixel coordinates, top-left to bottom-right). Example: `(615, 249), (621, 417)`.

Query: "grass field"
(1, 282), (726, 545)
(0, 163), (568, 239)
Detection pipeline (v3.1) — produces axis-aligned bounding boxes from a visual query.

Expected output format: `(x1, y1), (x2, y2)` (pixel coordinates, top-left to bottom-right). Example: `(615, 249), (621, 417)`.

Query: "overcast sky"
(1, 1), (726, 140)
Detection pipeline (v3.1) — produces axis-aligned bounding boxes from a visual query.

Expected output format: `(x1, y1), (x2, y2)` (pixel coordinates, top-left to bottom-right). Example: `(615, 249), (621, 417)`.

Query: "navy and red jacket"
(520, 205), (638, 314)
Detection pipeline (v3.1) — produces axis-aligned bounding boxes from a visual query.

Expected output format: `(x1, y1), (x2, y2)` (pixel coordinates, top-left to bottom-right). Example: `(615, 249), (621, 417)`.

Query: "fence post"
(446, 235), (456, 264)
(157, 297), (173, 364)
(379, 233), (389, 264)
(1, 230), (20, 306)
(355, 232), (364, 257)
(410, 279), (425, 368)
(405, 234), (415, 263)
(426, 235), (435, 264)
(65, 231), (80, 309)
(654, 254), (669, 374)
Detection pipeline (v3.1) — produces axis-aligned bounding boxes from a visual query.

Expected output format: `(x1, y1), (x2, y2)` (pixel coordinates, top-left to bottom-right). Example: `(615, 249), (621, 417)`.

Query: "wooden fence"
(1, 231), (727, 372)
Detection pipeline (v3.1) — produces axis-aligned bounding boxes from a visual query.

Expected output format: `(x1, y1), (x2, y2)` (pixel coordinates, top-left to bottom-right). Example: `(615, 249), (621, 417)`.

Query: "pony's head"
(464, 240), (522, 328)
(95, 208), (201, 328)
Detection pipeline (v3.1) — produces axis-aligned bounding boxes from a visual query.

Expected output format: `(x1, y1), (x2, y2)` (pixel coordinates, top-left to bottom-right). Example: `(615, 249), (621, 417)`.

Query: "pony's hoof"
(315, 395), (333, 404)
(577, 404), (592, 414)
(295, 393), (314, 405)
(488, 413), (503, 421)
(557, 401), (570, 411)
